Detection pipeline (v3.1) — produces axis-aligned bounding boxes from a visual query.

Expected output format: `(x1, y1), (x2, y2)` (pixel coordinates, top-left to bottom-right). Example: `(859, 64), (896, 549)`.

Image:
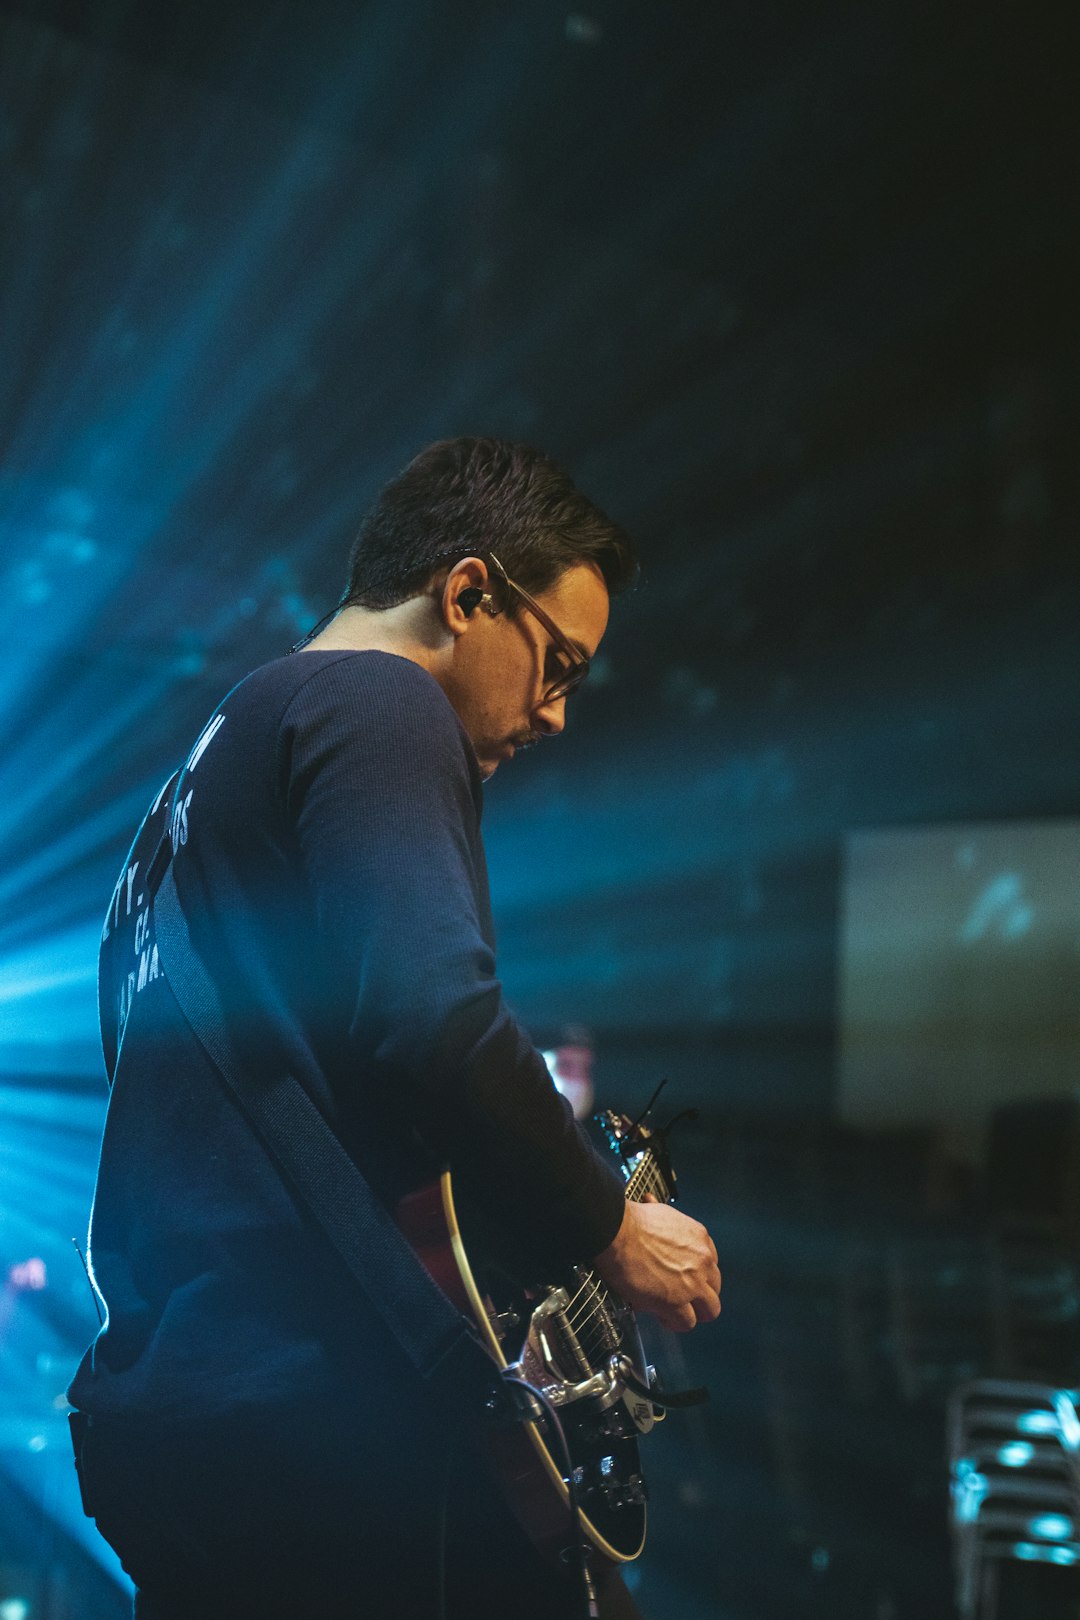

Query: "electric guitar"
(396, 1105), (705, 1569)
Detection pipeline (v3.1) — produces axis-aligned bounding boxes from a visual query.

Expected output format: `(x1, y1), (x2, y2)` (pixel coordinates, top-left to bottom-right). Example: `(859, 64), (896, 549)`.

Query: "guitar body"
(396, 1111), (677, 1569)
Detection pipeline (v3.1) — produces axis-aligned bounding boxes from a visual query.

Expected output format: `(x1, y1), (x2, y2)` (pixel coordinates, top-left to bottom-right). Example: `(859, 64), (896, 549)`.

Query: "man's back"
(73, 648), (623, 1433)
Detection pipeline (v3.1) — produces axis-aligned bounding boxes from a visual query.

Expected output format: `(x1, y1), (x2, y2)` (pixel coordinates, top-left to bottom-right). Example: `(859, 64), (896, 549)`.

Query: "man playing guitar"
(70, 437), (721, 1619)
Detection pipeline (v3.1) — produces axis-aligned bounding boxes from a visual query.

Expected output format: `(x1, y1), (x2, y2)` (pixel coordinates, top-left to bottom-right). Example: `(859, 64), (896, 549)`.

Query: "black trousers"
(77, 1400), (644, 1620)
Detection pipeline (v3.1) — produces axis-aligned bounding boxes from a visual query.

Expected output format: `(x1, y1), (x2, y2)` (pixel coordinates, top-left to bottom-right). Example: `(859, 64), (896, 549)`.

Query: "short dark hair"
(342, 437), (637, 610)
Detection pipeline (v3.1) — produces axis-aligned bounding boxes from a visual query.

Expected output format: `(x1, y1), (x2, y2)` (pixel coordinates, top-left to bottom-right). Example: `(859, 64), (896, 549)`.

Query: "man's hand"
(592, 1194), (722, 1333)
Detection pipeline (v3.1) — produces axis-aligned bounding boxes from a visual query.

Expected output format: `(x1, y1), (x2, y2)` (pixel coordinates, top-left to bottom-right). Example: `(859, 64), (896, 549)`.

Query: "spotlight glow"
(996, 1442), (1034, 1467)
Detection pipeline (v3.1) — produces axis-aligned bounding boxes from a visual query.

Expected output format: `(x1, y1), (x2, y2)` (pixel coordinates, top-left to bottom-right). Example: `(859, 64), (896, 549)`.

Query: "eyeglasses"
(483, 553), (591, 704)
(427, 549), (592, 703)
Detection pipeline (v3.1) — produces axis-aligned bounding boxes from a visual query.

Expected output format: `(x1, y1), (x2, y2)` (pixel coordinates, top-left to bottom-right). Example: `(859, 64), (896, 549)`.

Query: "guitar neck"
(624, 1147), (668, 1203)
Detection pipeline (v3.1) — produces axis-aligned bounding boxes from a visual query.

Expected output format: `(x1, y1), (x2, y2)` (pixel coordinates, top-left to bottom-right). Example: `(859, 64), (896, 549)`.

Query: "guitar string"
(565, 1155), (666, 1321)
(514, 1143), (671, 1383)
(562, 1156), (661, 1319)
(560, 1157), (655, 1316)
(564, 1153), (670, 1339)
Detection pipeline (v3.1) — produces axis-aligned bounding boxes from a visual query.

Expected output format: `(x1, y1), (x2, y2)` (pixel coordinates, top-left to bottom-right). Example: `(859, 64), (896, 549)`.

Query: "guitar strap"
(147, 779), (497, 1417)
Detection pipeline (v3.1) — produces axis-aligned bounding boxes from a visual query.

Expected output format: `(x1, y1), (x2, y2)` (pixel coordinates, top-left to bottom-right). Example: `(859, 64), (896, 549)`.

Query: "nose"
(532, 696), (567, 737)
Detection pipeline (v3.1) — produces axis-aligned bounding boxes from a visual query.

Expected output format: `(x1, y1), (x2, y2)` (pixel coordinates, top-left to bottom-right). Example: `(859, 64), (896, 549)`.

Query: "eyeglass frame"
(484, 552), (591, 703)
(429, 550), (591, 704)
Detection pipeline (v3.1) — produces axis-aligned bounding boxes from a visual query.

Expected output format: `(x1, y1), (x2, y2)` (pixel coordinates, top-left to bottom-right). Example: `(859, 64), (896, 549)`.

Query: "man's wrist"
(594, 1200), (632, 1264)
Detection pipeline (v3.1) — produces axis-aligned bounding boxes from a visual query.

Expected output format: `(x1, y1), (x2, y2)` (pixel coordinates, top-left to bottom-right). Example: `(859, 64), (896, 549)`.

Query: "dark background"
(0, 1), (1076, 1616)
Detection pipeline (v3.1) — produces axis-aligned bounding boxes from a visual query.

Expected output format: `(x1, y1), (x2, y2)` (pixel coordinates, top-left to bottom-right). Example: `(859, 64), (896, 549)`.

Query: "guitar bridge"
(507, 1286), (631, 1413)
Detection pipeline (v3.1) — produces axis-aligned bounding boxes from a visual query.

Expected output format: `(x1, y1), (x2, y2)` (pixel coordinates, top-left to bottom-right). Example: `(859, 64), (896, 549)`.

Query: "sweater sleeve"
(278, 652), (625, 1269)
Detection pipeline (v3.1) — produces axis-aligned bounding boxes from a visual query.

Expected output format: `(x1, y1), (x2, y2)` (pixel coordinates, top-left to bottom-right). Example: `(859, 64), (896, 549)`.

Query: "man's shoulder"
(251, 651), (479, 786)
(237, 649), (451, 718)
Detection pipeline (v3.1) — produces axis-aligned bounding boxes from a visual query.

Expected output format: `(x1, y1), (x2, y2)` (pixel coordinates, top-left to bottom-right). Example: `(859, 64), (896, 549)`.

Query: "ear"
(442, 556), (492, 636)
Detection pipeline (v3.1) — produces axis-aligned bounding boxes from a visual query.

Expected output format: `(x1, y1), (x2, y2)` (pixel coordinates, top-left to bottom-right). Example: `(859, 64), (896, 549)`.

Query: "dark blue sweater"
(70, 650), (624, 1424)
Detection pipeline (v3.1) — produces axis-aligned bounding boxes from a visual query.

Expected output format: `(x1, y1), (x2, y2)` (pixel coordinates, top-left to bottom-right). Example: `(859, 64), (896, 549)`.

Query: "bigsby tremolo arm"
(507, 1287), (626, 1409)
